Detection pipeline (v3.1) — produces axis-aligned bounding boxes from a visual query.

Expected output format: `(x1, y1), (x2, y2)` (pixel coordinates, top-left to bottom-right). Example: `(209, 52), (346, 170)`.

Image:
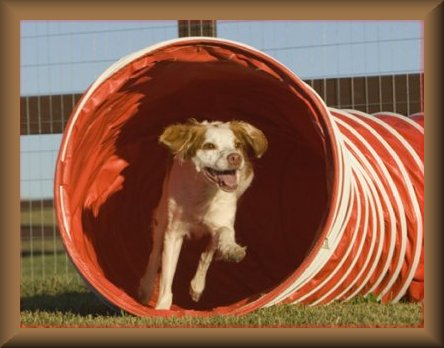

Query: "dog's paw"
(217, 243), (246, 263)
(155, 293), (173, 310)
(189, 284), (203, 302)
(137, 284), (152, 306)
(137, 288), (149, 305)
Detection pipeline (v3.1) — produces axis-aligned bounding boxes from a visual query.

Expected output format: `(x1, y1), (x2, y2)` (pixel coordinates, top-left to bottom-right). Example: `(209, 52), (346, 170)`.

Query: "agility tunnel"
(54, 37), (424, 317)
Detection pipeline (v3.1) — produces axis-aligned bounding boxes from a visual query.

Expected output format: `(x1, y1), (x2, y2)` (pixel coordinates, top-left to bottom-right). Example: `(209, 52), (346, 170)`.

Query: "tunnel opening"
(55, 39), (337, 316)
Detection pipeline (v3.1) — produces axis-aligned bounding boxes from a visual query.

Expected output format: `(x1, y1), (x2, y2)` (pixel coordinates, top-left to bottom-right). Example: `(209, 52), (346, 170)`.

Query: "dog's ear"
(159, 124), (191, 154)
(230, 121), (268, 158)
(159, 120), (204, 159)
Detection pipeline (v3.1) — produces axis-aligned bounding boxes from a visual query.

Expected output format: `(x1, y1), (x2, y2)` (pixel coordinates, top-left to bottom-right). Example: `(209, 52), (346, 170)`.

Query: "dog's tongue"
(217, 172), (237, 189)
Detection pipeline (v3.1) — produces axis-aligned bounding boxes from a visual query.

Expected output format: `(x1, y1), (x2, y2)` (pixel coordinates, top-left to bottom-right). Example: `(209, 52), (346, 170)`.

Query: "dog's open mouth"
(204, 167), (238, 192)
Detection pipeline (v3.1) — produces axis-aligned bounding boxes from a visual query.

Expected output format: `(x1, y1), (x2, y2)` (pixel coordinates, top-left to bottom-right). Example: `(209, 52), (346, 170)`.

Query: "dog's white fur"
(137, 119), (267, 310)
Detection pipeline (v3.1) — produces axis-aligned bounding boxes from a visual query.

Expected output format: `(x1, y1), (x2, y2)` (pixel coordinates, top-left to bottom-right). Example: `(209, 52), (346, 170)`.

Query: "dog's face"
(159, 119), (268, 192)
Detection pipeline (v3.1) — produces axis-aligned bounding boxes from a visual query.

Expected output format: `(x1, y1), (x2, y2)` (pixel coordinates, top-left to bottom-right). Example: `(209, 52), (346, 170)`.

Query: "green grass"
(21, 255), (423, 328)
(21, 252), (78, 280)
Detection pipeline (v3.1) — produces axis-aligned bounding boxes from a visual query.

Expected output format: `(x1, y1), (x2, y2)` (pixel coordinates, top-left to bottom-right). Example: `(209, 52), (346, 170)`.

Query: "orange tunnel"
(54, 38), (424, 317)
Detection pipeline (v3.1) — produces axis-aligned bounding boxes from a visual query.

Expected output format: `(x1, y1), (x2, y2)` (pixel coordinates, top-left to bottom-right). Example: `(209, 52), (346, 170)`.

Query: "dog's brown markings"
(159, 119), (206, 160)
(229, 121), (268, 159)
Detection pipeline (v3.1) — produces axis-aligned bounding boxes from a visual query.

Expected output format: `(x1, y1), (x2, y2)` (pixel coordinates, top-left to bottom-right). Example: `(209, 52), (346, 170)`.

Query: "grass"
(20, 254), (424, 328)
(21, 251), (78, 280)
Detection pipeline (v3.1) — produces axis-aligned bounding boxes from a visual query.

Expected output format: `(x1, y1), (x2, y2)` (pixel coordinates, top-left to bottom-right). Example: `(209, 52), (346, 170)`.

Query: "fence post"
(178, 20), (217, 37)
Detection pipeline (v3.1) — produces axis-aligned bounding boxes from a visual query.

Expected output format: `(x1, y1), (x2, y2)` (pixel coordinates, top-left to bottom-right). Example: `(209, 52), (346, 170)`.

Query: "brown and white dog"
(137, 118), (268, 310)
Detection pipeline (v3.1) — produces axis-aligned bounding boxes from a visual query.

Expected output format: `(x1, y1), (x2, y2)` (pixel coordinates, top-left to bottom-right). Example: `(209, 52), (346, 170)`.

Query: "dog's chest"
(162, 159), (243, 236)
(190, 189), (237, 226)
(169, 189), (237, 238)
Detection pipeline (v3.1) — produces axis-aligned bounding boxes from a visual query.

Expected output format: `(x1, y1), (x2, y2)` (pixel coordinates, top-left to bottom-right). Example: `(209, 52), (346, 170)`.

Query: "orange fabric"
(375, 113), (424, 302)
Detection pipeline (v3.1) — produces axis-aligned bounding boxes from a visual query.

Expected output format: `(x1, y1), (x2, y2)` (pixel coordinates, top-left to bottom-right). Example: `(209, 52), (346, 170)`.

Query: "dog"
(137, 118), (268, 310)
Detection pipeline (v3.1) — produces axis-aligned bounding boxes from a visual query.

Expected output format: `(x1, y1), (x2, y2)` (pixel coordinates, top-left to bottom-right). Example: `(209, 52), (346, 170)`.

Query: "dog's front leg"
(189, 236), (218, 302)
(138, 218), (164, 306)
(155, 229), (184, 310)
(216, 227), (246, 263)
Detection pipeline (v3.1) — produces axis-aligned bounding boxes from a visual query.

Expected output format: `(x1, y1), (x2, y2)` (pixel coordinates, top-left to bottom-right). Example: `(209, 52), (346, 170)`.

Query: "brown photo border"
(1, 0), (442, 346)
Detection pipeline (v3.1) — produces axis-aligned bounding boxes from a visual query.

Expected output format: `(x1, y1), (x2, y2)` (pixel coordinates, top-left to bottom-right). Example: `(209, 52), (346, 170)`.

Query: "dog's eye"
(234, 141), (242, 149)
(202, 142), (216, 150)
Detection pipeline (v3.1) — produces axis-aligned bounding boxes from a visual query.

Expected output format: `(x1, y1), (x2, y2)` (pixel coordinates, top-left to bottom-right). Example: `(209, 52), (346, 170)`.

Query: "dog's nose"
(227, 153), (242, 168)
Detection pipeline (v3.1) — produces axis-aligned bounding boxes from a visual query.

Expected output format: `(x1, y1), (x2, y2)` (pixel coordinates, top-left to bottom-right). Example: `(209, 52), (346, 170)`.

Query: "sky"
(20, 20), (422, 96)
(20, 20), (423, 199)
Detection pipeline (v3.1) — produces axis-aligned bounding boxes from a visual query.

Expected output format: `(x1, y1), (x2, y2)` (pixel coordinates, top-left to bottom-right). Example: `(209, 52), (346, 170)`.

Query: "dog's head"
(159, 119), (268, 192)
